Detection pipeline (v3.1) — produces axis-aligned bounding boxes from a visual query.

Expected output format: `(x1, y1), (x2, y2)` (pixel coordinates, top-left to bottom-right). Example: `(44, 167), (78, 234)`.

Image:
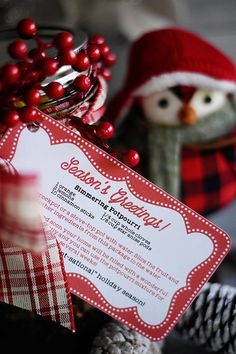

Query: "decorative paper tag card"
(0, 112), (231, 340)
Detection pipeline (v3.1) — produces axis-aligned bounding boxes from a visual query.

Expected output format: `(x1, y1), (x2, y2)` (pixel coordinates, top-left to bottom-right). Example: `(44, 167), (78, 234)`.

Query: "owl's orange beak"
(178, 105), (197, 125)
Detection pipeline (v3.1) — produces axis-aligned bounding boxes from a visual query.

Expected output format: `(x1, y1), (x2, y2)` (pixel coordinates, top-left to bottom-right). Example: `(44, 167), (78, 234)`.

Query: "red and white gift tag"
(0, 111), (231, 340)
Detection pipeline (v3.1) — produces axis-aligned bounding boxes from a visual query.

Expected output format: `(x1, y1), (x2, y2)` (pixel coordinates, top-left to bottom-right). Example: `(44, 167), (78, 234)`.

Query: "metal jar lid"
(0, 26), (88, 88)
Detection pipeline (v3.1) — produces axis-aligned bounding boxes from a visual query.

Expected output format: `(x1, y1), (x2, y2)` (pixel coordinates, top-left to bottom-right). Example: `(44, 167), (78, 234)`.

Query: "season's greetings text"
(60, 157), (171, 231)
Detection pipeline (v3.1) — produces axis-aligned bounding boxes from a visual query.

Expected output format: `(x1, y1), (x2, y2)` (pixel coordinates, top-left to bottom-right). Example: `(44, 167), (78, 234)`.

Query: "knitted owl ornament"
(108, 28), (236, 215)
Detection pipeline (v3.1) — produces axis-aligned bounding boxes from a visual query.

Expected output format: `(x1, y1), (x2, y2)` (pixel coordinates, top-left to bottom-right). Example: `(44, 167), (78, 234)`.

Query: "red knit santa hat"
(108, 28), (236, 122)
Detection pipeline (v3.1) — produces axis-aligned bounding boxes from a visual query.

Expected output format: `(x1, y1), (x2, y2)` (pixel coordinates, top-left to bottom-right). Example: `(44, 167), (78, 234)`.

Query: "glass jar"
(39, 65), (107, 127)
(0, 26), (108, 129)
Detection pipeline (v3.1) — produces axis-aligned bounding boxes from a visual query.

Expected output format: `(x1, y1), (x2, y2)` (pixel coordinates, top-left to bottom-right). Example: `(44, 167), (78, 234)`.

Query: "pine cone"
(90, 320), (163, 354)
(177, 282), (236, 353)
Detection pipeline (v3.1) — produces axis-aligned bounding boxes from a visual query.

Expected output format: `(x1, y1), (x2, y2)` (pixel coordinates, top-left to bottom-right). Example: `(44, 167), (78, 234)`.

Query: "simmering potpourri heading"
(0, 111), (231, 340)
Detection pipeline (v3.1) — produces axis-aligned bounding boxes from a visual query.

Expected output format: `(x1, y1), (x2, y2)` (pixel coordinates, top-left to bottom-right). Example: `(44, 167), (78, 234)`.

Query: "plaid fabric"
(181, 129), (236, 215)
(0, 170), (45, 252)
(0, 159), (75, 330)
(0, 232), (74, 330)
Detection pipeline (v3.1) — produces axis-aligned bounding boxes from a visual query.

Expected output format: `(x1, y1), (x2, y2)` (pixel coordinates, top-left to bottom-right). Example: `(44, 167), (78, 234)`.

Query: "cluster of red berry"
(0, 18), (139, 167)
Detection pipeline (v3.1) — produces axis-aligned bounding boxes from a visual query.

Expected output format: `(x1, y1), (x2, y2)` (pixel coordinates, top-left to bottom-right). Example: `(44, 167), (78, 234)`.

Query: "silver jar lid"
(0, 26), (88, 88)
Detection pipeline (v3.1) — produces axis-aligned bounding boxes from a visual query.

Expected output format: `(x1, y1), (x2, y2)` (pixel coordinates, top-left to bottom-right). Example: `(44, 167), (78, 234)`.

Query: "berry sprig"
(0, 18), (116, 128)
(70, 118), (140, 167)
(0, 18), (140, 168)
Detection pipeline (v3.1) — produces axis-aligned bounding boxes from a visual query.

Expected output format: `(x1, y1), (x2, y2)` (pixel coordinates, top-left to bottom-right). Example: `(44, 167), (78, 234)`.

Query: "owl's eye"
(158, 98), (169, 108)
(203, 95), (212, 104)
(190, 90), (226, 119)
(142, 90), (182, 125)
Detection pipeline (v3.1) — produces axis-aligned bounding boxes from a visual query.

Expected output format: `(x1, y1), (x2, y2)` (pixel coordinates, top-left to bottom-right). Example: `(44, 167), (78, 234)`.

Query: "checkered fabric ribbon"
(0, 158), (75, 331)
(0, 171), (46, 251)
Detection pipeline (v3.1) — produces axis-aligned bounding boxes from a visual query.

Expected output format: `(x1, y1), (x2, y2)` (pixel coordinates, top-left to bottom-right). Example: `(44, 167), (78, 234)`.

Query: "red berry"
(45, 82), (65, 99)
(2, 64), (19, 83)
(17, 18), (37, 38)
(89, 35), (105, 45)
(8, 40), (28, 59)
(53, 31), (74, 49)
(20, 106), (38, 123)
(87, 45), (101, 62)
(5, 111), (21, 127)
(101, 68), (111, 81)
(26, 70), (40, 83)
(24, 88), (41, 106)
(73, 53), (90, 72)
(103, 52), (117, 66)
(96, 122), (114, 139)
(58, 48), (77, 66)
(29, 48), (46, 62)
(99, 43), (110, 57)
(41, 58), (59, 76)
(123, 150), (140, 167)
(73, 75), (91, 92)
(18, 61), (29, 75)
(74, 92), (84, 101)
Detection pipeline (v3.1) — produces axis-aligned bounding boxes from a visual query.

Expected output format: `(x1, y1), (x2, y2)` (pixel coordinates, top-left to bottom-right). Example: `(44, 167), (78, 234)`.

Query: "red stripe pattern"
(0, 158), (74, 330)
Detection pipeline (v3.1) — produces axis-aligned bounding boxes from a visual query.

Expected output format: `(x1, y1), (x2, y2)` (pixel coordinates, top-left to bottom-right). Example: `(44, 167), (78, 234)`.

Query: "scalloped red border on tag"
(0, 110), (231, 340)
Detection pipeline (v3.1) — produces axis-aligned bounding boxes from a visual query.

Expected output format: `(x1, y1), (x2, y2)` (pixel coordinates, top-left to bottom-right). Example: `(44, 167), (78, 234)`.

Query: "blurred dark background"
(0, 0), (236, 353)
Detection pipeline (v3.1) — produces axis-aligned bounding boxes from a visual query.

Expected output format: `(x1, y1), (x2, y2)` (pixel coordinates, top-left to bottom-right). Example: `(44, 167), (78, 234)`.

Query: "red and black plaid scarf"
(181, 129), (236, 215)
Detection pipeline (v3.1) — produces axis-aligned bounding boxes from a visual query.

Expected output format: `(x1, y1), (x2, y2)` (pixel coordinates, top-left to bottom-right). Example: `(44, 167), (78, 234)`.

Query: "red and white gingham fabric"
(0, 158), (75, 330)
(0, 171), (45, 251)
